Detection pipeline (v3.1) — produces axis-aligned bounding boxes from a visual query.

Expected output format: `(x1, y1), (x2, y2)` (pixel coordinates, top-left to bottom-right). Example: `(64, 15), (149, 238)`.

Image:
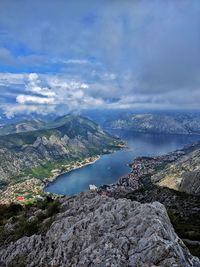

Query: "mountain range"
(102, 112), (200, 135)
(0, 115), (122, 203)
(0, 113), (200, 265)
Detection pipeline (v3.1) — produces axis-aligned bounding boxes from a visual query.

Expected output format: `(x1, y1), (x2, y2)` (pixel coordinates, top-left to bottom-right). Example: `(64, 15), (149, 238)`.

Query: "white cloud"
(1, 67), (199, 119)
(29, 73), (38, 81)
(16, 95), (55, 104)
(0, 72), (107, 117)
(4, 104), (56, 118)
(26, 73), (56, 97)
(29, 86), (56, 97)
(0, 0), (200, 116)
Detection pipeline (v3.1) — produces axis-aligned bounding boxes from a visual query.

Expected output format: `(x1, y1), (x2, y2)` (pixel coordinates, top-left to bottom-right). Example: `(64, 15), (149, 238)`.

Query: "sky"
(0, 0), (200, 118)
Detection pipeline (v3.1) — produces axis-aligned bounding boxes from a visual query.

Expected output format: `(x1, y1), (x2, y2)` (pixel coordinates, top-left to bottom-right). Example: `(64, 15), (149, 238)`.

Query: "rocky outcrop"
(0, 192), (199, 267)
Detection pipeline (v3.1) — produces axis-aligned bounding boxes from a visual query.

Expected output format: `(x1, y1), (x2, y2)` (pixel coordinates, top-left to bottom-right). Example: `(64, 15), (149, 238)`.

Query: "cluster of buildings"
(118, 157), (164, 189)
(98, 149), (186, 197)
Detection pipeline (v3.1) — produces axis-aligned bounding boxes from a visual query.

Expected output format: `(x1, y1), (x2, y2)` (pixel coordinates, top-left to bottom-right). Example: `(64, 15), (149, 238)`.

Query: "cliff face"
(0, 115), (121, 187)
(0, 191), (199, 267)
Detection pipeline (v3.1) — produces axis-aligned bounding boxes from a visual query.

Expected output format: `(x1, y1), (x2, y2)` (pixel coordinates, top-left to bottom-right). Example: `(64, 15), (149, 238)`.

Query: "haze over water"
(45, 130), (200, 196)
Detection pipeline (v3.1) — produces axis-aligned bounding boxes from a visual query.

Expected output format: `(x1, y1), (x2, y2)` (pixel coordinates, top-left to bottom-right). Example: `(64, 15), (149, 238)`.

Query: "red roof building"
(16, 196), (25, 201)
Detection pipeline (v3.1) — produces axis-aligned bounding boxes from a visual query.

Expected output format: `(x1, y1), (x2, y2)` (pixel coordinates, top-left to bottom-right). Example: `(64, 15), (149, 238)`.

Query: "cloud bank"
(0, 0), (200, 117)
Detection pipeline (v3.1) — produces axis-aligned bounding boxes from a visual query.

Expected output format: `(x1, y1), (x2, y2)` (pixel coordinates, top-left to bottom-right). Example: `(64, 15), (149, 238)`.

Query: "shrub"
(46, 201), (60, 217)
(15, 218), (39, 238)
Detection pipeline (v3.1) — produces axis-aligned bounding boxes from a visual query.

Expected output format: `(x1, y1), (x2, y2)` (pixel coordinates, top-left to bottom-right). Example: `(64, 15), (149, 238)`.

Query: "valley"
(0, 115), (123, 204)
(1, 1), (200, 265)
(0, 114), (200, 265)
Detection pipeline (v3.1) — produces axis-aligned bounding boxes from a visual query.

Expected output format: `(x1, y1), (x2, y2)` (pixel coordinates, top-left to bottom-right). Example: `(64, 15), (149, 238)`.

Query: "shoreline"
(0, 145), (125, 205)
(105, 127), (200, 136)
(43, 155), (101, 189)
(0, 156), (101, 205)
(43, 145), (127, 192)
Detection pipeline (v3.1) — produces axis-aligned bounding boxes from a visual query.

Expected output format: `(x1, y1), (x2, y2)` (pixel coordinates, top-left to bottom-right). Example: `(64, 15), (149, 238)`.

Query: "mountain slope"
(104, 113), (200, 135)
(0, 115), (122, 202)
(151, 143), (200, 195)
(0, 119), (46, 135)
(0, 114), (98, 136)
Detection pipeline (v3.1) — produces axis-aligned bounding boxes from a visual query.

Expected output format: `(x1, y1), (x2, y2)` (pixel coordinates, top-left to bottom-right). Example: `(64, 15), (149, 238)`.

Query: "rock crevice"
(0, 192), (199, 267)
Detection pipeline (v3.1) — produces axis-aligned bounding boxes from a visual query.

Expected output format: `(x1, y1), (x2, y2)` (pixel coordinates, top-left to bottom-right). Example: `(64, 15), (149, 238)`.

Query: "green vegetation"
(46, 200), (60, 217)
(8, 159), (72, 182)
(27, 159), (71, 179)
(167, 208), (200, 257)
(0, 203), (23, 225)
(125, 185), (200, 258)
(0, 197), (61, 247)
(15, 217), (39, 238)
(0, 114), (122, 205)
(12, 155), (98, 182)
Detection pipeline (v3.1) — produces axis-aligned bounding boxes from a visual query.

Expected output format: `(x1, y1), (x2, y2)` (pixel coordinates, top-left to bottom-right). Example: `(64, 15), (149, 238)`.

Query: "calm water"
(44, 130), (200, 196)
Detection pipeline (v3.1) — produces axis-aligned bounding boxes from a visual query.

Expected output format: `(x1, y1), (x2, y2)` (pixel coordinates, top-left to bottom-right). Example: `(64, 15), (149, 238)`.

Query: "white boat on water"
(89, 184), (97, 191)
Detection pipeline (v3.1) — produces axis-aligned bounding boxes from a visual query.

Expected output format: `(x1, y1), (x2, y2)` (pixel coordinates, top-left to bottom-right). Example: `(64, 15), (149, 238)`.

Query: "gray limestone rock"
(0, 192), (199, 267)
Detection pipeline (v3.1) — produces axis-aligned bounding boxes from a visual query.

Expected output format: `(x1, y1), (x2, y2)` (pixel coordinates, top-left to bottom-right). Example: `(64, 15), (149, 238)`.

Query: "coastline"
(43, 143), (127, 192)
(0, 144), (126, 205)
(43, 155), (101, 189)
(0, 156), (101, 205)
(0, 153), (118, 205)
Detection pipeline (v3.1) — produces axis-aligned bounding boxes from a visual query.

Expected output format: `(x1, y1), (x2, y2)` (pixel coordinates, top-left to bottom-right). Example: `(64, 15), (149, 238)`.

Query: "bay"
(44, 130), (200, 196)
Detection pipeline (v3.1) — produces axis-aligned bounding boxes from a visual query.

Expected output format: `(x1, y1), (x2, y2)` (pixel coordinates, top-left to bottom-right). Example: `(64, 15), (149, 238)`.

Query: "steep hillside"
(0, 114), (99, 136)
(0, 115), (123, 203)
(104, 113), (200, 135)
(0, 119), (46, 135)
(151, 143), (200, 195)
(0, 191), (199, 267)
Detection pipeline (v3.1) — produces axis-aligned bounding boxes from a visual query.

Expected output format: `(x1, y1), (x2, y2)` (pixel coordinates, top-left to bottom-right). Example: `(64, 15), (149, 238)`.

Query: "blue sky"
(0, 0), (200, 118)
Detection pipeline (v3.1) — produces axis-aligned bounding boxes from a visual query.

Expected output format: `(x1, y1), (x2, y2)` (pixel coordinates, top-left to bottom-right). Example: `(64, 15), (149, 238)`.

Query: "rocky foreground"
(0, 191), (199, 267)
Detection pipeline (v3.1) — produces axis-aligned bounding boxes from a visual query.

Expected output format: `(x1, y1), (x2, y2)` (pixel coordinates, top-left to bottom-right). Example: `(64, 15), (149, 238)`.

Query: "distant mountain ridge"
(103, 113), (200, 135)
(0, 119), (46, 135)
(0, 114), (97, 136)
